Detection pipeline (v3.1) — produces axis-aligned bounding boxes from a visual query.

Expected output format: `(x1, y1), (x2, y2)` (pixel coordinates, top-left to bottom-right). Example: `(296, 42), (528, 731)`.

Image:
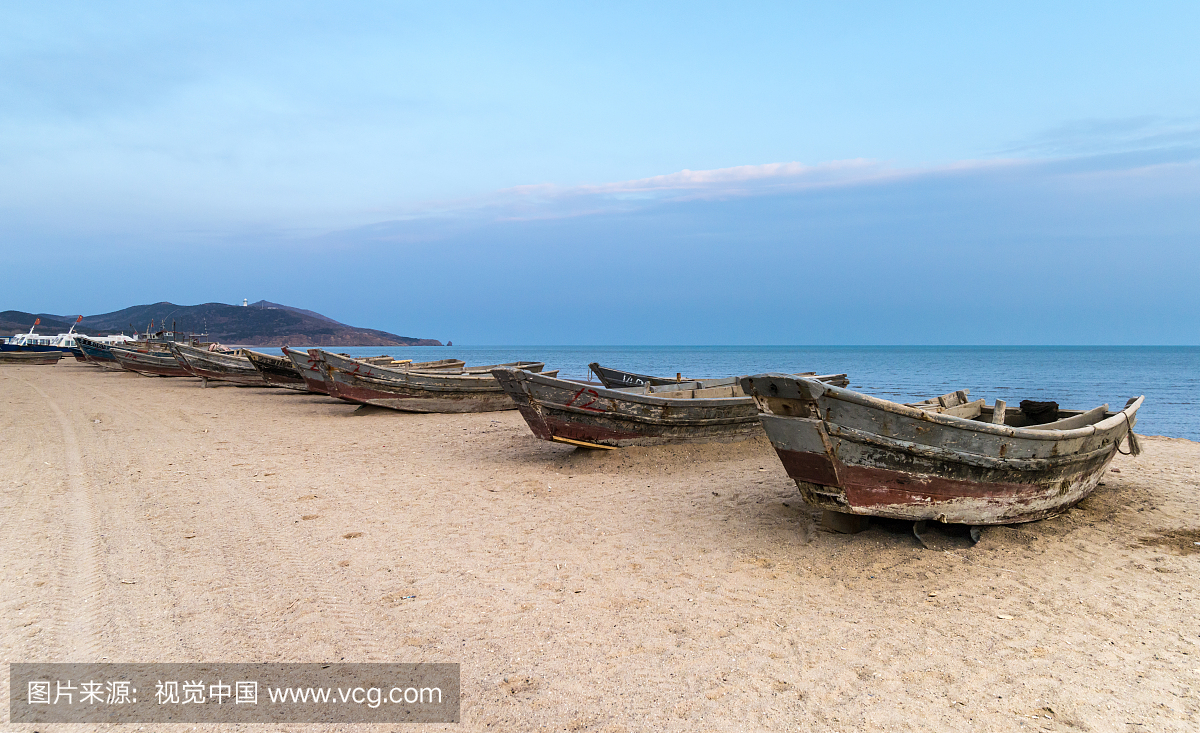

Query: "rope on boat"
(1116, 412), (1142, 456)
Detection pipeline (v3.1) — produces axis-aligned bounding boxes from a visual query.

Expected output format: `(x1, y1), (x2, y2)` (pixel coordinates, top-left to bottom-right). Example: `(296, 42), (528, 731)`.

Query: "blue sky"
(2, 2), (1198, 343)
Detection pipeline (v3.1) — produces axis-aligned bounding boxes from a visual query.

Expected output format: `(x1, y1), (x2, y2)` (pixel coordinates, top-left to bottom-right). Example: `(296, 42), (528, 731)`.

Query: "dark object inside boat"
(1019, 400), (1060, 425)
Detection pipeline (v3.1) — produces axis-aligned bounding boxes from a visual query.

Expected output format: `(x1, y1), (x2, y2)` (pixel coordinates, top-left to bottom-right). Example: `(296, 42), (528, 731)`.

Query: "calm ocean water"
(274, 346), (1200, 441)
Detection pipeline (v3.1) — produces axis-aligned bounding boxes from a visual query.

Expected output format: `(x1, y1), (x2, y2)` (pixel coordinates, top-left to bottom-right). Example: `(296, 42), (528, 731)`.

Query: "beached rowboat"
(312, 350), (463, 380)
(303, 350), (456, 399)
(0, 350), (65, 365)
(325, 358), (554, 413)
(588, 363), (687, 388)
(168, 343), (266, 387)
(493, 368), (849, 448)
(737, 374), (1144, 526)
(111, 345), (193, 377)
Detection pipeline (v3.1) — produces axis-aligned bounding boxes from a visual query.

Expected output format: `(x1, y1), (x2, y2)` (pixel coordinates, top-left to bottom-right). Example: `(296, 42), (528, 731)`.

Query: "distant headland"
(0, 300), (443, 347)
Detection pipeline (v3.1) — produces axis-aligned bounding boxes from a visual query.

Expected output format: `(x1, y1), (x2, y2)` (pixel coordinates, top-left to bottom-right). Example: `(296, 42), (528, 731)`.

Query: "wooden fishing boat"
(277, 348), (422, 395)
(312, 350), (463, 380)
(493, 368), (849, 448)
(111, 345), (193, 377)
(310, 350), (465, 403)
(168, 343), (266, 387)
(326, 359), (554, 413)
(737, 374), (1145, 526)
(588, 363), (687, 388)
(245, 349), (308, 390)
(0, 350), (65, 365)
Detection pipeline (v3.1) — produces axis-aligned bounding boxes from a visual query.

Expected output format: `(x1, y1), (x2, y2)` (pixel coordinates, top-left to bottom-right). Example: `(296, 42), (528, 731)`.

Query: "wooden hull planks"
(76, 337), (126, 370)
(308, 350), (467, 402)
(111, 346), (193, 377)
(245, 349), (308, 390)
(0, 351), (65, 365)
(312, 350), (464, 380)
(493, 368), (766, 447)
(168, 343), (267, 386)
(326, 363), (555, 413)
(281, 347), (332, 394)
(738, 374), (1144, 525)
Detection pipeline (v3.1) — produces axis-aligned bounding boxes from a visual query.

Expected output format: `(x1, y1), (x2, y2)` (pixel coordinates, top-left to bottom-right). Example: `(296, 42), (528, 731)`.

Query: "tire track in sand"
(20, 377), (105, 662)
(0, 376), (64, 670)
(60, 375), (204, 663)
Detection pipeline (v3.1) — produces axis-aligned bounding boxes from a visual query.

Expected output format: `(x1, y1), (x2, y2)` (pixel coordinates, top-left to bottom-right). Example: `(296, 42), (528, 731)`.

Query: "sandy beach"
(2, 361), (1198, 732)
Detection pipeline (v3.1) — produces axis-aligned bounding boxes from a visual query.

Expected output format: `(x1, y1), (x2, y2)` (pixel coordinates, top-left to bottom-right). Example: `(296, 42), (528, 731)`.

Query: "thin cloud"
(997, 115), (1200, 157)
(335, 144), (1200, 248)
(360, 157), (1018, 228)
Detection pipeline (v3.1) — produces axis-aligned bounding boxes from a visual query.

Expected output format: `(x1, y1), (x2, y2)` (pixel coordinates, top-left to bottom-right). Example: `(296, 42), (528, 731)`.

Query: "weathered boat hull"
(312, 350), (465, 380)
(245, 349), (307, 390)
(169, 344), (266, 386)
(74, 342), (101, 365)
(493, 368), (767, 447)
(77, 337), (125, 370)
(111, 346), (193, 377)
(739, 374), (1144, 525)
(281, 347), (332, 394)
(306, 350), (467, 400)
(0, 351), (65, 365)
(327, 365), (553, 413)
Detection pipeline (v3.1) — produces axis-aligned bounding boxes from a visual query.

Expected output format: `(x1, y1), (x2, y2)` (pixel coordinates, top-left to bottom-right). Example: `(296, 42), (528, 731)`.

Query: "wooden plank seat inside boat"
(908, 390), (1116, 429)
(906, 390), (975, 412)
(1022, 404), (1110, 431)
(462, 361), (545, 375)
(914, 398), (986, 419)
(644, 383), (747, 400)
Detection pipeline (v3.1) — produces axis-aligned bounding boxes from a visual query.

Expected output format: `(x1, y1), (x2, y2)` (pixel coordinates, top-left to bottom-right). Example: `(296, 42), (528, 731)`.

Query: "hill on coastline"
(2, 301), (442, 347)
(0, 312), (84, 338)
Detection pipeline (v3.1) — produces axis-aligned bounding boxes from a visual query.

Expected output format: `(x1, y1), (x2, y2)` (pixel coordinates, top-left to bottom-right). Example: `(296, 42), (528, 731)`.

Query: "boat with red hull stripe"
(738, 374), (1144, 526)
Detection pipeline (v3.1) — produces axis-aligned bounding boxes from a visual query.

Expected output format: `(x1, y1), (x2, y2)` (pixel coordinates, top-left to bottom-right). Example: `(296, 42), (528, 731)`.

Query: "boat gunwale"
(243, 349), (296, 368)
(748, 374), (1144, 441)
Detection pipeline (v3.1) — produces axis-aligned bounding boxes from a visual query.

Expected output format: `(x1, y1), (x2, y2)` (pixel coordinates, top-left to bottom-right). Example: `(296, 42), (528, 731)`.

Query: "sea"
(269, 345), (1200, 441)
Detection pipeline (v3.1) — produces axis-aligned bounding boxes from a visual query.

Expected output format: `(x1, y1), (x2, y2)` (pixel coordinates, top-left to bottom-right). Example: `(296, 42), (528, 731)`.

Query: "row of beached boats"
(63, 336), (1145, 534)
